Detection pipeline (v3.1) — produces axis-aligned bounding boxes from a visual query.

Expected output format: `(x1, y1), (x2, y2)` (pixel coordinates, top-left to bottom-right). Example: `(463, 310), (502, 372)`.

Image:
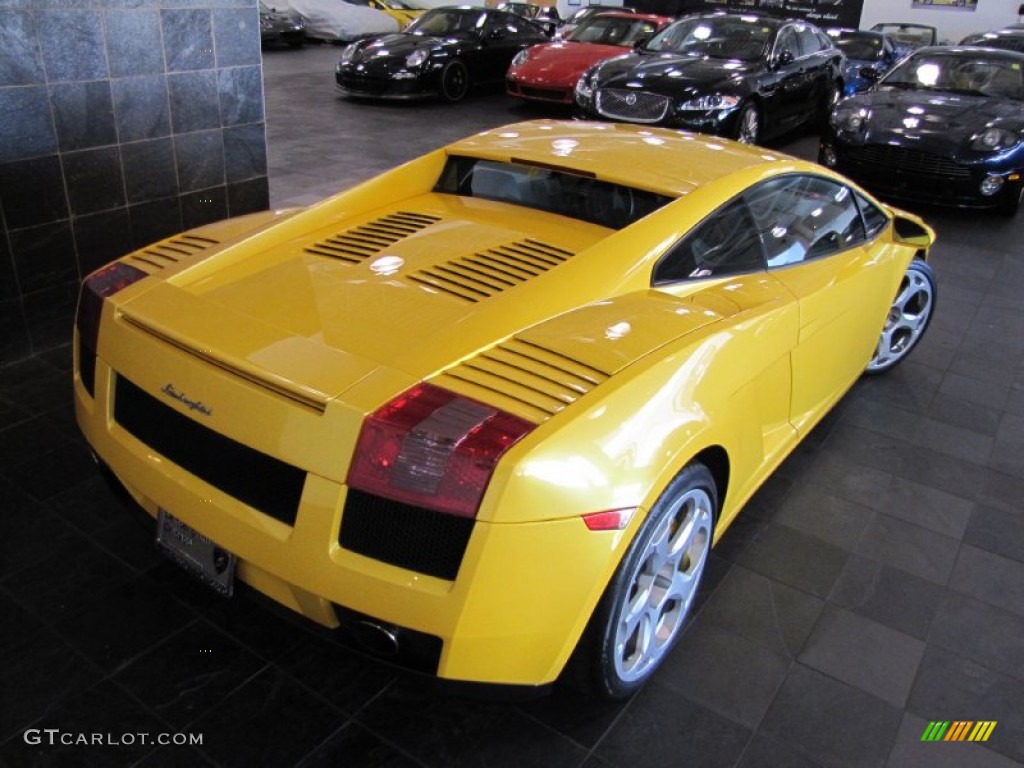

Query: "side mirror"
(487, 27), (506, 40)
(775, 49), (795, 67)
(859, 66), (881, 82)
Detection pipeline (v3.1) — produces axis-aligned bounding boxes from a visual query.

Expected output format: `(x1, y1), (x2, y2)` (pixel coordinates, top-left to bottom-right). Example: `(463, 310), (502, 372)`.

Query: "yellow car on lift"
(74, 120), (936, 698)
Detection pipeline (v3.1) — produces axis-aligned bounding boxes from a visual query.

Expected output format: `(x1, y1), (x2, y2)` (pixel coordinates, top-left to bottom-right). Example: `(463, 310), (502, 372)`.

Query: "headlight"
(833, 108), (868, 133)
(971, 127), (1021, 152)
(511, 49), (530, 68)
(677, 94), (740, 111)
(405, 48), (428, 68)
(575, 73), (595, 102)
(339, 43), (358, 64)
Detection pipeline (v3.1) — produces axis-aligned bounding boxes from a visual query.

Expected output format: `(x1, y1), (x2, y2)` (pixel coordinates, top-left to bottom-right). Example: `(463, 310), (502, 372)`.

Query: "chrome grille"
(305, 211), (441, 263)
(405, 240), (575, 302)
(845, 145), (972, 179)
(596, 88), (670, 123)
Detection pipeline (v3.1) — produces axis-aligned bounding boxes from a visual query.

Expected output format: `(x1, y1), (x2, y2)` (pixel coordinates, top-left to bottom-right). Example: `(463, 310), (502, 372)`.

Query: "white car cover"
(289, 0), (399, 41)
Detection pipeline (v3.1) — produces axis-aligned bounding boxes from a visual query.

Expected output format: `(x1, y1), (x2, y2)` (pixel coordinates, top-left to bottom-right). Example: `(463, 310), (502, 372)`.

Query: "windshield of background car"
(434, 156), (674, 229)
(644, 17), (771, 61)
(881, 52), (1024, 99)
(568, 15), (660, 46)
(834, 33), (884, 61)
(873, 24), (935, 47)
(407, 8), (486, 36)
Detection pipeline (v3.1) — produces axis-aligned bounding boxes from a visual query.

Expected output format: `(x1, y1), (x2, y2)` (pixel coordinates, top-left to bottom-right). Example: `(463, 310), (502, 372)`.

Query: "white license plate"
(156, 509), (236, 596)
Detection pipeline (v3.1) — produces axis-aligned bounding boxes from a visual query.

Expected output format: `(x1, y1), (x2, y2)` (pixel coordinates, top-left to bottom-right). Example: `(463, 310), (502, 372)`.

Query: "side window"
(653, 198), (764, 284)
(745, 175), (866, 268)
(855, 192), (889, 239)
(796, 26), (823, 56)
(775, 27), (799, 61)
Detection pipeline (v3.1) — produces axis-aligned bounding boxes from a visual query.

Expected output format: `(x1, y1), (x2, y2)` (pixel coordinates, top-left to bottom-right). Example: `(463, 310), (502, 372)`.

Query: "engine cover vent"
(405, 240), (575, 302)
(305, 211), (442, 263)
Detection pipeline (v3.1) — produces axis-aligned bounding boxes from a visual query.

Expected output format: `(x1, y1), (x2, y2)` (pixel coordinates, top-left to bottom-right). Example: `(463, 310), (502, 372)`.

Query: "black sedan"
(820, 47), (1024, 215)
(573, 13), (845, 144)
(335, 6), (549, 102)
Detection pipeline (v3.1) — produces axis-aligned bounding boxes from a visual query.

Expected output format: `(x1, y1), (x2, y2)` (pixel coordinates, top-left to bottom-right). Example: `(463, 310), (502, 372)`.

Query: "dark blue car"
(827, 29), (900, 95)
(820, 46), (1024, 215)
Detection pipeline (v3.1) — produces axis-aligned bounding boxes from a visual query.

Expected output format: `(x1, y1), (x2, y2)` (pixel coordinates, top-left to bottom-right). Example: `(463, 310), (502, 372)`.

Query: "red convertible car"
(506, 11), (672, 104)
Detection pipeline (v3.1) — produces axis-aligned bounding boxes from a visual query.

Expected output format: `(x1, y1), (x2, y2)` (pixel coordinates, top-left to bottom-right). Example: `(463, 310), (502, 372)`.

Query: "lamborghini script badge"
(161, 384), (213, 416)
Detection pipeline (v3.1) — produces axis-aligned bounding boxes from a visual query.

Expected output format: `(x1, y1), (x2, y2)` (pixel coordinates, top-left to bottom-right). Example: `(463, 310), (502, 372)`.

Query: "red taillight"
(347, 383), (535, 519)
(76, 262), (148, 351)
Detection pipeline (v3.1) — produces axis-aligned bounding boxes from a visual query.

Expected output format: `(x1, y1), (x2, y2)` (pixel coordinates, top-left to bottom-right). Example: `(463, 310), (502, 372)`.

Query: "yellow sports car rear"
(74, 120), (936, 697)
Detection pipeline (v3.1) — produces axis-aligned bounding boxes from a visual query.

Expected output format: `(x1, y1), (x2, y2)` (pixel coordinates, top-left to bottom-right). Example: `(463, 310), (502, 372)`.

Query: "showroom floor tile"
(2, 43), (1023, 768)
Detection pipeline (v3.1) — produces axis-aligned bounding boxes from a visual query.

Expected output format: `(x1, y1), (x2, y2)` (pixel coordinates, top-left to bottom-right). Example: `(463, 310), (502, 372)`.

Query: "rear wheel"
(576, 462), (716, 699)
(866, 260), (936, 374)
(440, 59), (469, 103)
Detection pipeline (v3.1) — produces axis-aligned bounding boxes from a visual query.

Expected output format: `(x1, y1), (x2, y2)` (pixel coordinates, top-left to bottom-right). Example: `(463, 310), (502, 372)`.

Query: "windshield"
(435, 156), (673, 229)
(834, 33), (884, 61)
(872, 24), (935, 47)
(568, 15), (660, 46)
(407, 8), (486, 36)
(882, 52), (1024, 99)
(644, 16), (770, 61)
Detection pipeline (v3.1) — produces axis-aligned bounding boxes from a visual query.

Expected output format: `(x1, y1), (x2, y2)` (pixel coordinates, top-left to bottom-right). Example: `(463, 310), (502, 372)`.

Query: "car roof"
(444, 120), (808, 198)
(913, 44), (1024, 60)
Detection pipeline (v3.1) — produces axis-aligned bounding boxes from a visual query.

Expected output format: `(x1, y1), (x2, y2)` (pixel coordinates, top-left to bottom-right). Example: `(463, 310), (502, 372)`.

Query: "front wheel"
(866, 259), (936, 374)
(734, 102), (760, 145)
(581, 463), (717, 699)
(439, 59), (469, 103)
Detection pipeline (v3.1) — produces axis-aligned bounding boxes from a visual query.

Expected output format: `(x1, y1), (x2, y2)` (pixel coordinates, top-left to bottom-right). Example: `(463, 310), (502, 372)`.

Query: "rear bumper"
(73, 331), (616, 688)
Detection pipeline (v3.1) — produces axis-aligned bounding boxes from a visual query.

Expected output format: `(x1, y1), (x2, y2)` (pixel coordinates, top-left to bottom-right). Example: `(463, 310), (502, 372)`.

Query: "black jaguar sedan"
(820, 47), (1024, 215)
(335, 6), (548, 102)
(573, 12), (845, 144)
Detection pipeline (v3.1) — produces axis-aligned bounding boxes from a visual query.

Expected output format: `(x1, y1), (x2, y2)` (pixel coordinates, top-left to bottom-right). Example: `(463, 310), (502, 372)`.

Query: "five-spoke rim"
(737, 106), (759, 144)
(612, 488), (713, 683)
(868, 266), (934, 371)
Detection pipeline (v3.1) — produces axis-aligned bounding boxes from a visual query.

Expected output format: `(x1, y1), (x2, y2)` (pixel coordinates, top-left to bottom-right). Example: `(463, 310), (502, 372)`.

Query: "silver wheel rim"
(612, 488), (712, 683)
(868, 266), (933, 371)
(737, 107), (758, 144)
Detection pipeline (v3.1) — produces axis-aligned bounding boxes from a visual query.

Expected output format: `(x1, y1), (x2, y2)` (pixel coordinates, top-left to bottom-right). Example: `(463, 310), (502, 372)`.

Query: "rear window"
(435, 155), (674, 229)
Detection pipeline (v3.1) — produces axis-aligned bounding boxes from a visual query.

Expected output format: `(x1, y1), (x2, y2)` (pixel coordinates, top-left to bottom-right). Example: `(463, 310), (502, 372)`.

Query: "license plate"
(156, 509), (236, 596)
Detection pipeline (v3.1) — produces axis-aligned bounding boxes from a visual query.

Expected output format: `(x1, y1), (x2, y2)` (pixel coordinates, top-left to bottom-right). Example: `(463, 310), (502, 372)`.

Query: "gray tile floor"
(1, 42), (1023, 768)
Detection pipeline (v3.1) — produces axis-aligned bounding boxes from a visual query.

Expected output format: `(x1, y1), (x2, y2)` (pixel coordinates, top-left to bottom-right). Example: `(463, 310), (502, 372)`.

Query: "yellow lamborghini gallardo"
(74, 120), (936, 697)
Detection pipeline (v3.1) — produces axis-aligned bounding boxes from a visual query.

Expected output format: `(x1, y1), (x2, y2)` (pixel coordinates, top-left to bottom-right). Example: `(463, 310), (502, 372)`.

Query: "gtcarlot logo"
(23, 729), (203, 747)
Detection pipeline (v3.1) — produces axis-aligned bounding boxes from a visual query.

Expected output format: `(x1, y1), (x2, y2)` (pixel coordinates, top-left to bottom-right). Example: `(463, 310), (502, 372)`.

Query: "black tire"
(439, 59), (469, 103)
(866, 259), (936, 374)
(733, 102), (760, 145)
(568, 462), (717, 699)
(997, 183), (1022, 217)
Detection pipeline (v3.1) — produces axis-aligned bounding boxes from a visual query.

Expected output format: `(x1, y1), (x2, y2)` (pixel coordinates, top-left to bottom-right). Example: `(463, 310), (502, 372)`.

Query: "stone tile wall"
(0, 0), (269, 364)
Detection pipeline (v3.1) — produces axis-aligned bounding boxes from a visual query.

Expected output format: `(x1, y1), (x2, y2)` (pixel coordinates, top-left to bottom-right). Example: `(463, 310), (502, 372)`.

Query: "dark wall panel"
(0, 0), (270, 365)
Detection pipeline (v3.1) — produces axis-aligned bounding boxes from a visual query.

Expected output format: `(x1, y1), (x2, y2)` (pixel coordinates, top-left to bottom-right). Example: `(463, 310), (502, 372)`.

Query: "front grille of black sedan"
(844, 144), (972, 179)
(596, 88), (671, 123)
(113, 375), (307, 527)
(340, 489), (474, 581)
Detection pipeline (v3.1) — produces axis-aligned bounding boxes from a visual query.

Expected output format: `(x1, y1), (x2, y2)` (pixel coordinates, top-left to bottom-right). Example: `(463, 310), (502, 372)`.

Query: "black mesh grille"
(113, 375), (306, 526)
(340, 489), (474, 580)
(844, 145), (972, 178)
